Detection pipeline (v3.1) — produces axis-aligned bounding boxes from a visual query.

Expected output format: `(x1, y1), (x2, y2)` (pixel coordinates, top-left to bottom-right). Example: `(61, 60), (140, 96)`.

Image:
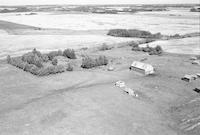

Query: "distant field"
(0, 20), (39, 30)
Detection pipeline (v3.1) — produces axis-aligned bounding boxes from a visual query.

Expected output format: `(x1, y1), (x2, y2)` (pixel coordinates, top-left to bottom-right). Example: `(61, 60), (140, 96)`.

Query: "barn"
(129, 61), (155, 75)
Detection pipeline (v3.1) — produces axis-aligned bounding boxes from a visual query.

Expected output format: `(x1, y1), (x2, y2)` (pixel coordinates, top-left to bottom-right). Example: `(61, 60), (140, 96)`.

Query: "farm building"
(129, 61), (155, 75)
(181, 74), (197, 82)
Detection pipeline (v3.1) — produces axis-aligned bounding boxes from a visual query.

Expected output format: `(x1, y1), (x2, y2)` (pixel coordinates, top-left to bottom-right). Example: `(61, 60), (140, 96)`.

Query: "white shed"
(130, 61), (155, 75)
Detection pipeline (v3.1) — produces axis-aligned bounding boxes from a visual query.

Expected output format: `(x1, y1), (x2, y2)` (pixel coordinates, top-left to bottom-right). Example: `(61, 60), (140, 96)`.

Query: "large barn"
(130, 61), (155, 75)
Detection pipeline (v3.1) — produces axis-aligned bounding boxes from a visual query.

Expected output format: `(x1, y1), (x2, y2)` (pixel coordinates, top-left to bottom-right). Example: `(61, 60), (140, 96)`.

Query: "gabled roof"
(131, 61), (154, 72)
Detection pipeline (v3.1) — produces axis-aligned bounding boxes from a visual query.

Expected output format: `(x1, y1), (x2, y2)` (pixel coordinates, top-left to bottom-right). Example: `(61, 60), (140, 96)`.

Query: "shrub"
(41, 54), (49, 62)
(132, 46), (141, 51)
(24, 63), (35, 71)
(29, 65), (40, 75)
(9, 57), (27, 69)
(32, 48), (42, 57)
(38, 67), (52, 76)
(149, 46), (163, 55)
(22, 52), (43, 68)
(47, 50), (63, 60)
(143, 38), (156, 44)
(81, 56), (96, 69)
(33, 55), (43, 68)
(81, 56), (108, 69)
(128, 41), (139, 47)
(55, 65), (66, 73)
(7, 55), (11, 64)
(132, 44), (163, 55)
(63, 49), (76, 59)
(155, 45), (163, 53)
(52, 58), (58, 66)
(170, 34), (181, 38)
(37, 65), (65, 76)
(95, 56), (108, 66)
(99, 44), (113, 51)
(66, 63), (73, 71)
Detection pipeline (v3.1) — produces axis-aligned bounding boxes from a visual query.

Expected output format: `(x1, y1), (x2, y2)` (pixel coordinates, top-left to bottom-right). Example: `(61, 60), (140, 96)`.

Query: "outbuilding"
(129, 61), (155, 75)
(181, 74), (197, 82)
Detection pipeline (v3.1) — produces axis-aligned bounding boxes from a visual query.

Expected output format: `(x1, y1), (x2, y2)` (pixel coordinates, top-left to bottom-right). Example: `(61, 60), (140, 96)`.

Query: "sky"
(0, 0), (199, 6)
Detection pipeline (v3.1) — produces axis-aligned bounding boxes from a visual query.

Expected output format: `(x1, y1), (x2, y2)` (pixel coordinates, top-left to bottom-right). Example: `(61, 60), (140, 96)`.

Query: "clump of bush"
(22, 49), (43, 68)
(132, 44), (163, 55)
(41, 54), (49, 62)
(128, 39), (155, 47)
(99, 43), (113, 51)
(10, 57), (27, 69)
(63, 49), (76, 59)
(7, 55), (11, 64)
(52, 58), (58, 65)
(37, 65), (65, 76)
(47, 50), (63, 60)
(107, 29), (162, 39)
(6, 48), (78, 76)
(81, 56), (108, 69)
(66, 63), (73, 71)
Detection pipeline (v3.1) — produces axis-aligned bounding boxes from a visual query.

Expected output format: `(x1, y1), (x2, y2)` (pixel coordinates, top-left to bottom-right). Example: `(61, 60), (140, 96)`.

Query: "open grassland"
(0, 43), (200, 135)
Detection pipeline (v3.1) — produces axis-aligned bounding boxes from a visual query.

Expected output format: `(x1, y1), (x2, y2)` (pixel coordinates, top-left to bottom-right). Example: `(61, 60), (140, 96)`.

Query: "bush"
(95, 56), (108, 66)
(155, 45), (163, 53)
(41, 54), (49, 62)
(47, 50), (63, 60)
(33, 55), (43, 68)
(37, 65), (65, 76)
(132, 46), (141, 51)
(22, 51), (43, 68)
(7, 55), (11, 64)
(128, 41), (139, 47)
(29, 65), (40, 75)
(63, 49), (76, 59)
(99, 44), (113, 51)
(32, 48), (42, 57)
(52, 58), (58, 66)
(38, 67), (52, 76)
(55, 65), (66, 73)
(24, 63), (35, 71)
(81, 56), (108, 69)
(66, 63), (73, 71)
(132, 44), (163, 55)
(10, 57), (25, 68)
(149, 46), (163, 55)
(81, 56), (96, 69)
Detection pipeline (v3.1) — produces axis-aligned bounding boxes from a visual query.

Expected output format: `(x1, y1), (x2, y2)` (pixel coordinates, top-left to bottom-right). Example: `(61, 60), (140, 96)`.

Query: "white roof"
(131, 61), (154, 73)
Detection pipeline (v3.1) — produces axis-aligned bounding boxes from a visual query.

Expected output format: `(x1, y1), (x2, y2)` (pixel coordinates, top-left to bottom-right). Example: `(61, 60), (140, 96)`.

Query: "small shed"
(192, 60), (200, 65)
(190, 57), (197, 60)
(129, 61), (155, 75)
(181, 74), (197, 82)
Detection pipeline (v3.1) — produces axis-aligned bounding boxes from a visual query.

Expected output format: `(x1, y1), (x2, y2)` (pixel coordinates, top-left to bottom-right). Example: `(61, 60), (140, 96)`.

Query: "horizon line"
(0, 3), (199, 6)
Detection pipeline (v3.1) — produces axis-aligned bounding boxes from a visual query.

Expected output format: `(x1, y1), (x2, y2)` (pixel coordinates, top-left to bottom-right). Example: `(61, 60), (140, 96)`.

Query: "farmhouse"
(129, 61), (155, 75)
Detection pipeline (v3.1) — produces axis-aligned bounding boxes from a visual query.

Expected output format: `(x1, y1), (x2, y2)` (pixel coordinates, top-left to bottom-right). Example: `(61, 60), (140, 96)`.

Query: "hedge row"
(81, 56), (108, 69)
(107, 29), (162, 39)
(132, 44), (163, 55)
